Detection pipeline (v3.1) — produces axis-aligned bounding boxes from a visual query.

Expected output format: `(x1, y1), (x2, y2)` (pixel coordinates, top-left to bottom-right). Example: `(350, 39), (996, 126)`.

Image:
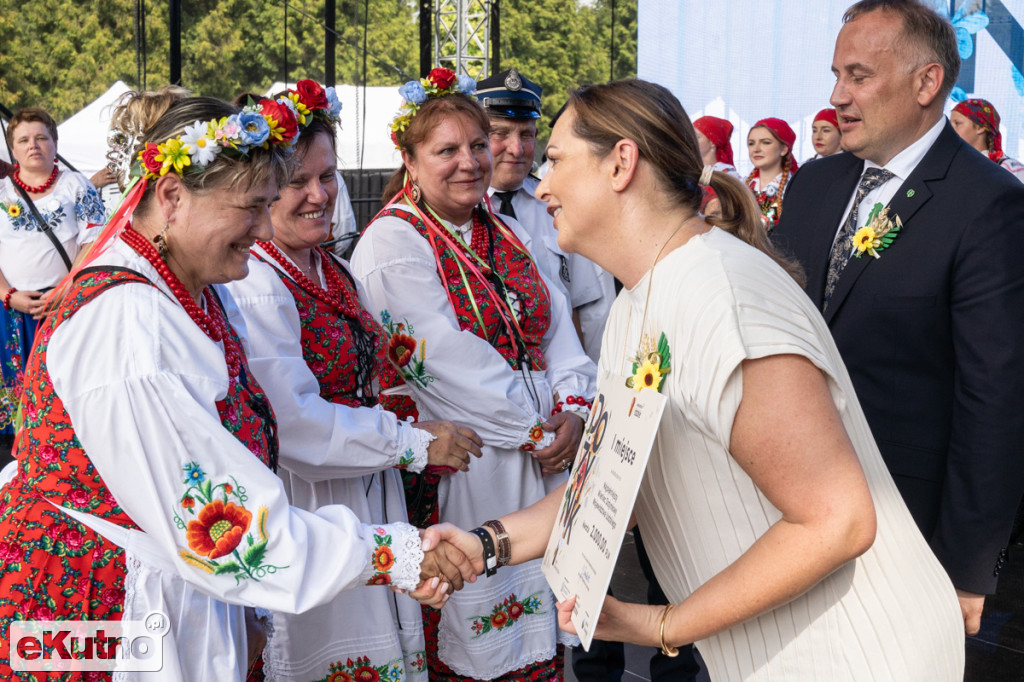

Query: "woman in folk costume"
(807, 108), (842, 162)
(951, 98), (1024, 183)
(0, 89), (466, 681)
(693, 115), (741, 179)
(745, 117), (798, 231)
(0, 108), (105, 442)
(350, 68), (597, 681)
(225, 79), (483, 682)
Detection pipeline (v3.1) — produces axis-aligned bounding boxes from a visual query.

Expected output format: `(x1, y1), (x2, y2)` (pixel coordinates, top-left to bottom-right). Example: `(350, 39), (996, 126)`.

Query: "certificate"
(541, 371), (667, 649)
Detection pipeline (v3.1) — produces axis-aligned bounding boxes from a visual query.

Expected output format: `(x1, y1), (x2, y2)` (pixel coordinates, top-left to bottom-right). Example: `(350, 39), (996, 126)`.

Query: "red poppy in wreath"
(187, 499), (252, 559)
(388, 333), (417, 367)
(508, 601), (525, 620)
(295, 79), (329, 111)
(260, 99), (299, 145)
(428, 67), (457, 90)
(140, 143), (163, 177)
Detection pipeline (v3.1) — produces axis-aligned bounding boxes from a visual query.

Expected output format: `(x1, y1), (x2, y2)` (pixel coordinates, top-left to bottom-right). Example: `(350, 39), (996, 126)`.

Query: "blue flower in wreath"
(380, 309), (392, 325)
(183, 462), (206, 485)
(325, 87), (343, 119)
(399, 80), (428, 105)
(237, 111), (271, 148)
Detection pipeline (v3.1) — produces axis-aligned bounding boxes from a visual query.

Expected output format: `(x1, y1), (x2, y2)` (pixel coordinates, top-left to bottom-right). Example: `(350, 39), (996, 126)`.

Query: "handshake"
(405, 524), (488, 608)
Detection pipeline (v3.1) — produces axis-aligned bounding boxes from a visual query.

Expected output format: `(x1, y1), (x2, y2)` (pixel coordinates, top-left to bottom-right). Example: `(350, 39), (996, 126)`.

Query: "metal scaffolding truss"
(434, 0), (492, 79)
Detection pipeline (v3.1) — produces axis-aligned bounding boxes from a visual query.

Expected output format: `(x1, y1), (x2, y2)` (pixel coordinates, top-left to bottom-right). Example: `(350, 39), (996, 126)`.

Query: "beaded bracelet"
(552, 394), (593, 415)
(2, 288), (17, 311)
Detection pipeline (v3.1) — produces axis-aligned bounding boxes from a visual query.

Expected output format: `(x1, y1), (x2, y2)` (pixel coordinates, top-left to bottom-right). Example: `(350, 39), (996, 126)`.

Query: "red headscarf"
(813, 108), (839, 127)
(751, 117), (799, 173)
(952, 98), (1004, 163)
(693, 116), (734, 166)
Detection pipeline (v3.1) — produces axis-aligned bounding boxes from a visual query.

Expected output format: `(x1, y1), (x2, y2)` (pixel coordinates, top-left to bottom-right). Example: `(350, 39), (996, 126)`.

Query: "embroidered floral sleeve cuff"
(393, 419), (433, 473)
(359, 522), (424, 590)
(518, 417), (556, 452)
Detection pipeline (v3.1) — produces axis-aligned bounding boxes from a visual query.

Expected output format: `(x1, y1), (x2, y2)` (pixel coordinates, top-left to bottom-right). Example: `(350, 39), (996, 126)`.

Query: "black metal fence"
(340, 168), (396, 234)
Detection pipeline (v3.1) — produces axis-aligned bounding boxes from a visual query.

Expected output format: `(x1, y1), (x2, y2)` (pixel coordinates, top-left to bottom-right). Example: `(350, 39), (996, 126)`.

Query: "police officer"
(477, 68), (614, 361)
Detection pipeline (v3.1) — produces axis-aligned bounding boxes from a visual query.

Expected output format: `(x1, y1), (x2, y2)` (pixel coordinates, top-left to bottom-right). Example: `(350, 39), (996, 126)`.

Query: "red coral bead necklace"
(257, 240), (374, 329)
(12, 163), (59, 194)
(121, 226), (241, 380)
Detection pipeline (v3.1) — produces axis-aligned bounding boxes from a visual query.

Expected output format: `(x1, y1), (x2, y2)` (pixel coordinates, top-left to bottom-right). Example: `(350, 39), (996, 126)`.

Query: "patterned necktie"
(822, 167), (895, 310)
(493, 190), (517, 220)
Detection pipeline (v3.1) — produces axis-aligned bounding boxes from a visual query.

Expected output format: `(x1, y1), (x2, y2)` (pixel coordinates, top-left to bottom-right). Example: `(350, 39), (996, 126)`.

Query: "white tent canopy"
(39, 81), (403, 178)
(264, 82), (403, 170)
(56, 81), (131, 177)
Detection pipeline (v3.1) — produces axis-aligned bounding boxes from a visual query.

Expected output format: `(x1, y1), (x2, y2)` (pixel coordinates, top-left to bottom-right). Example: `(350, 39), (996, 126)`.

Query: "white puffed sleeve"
(66, 171), (105, 243)
(225, 256), (430, 480)
(47, 281), (424, 612)
(353, 215), (597, 450)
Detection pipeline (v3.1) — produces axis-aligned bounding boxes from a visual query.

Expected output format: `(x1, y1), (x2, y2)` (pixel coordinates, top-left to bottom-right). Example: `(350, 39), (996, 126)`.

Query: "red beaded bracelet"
(552, 394), (593, 415)
(3, 288), (17, 311)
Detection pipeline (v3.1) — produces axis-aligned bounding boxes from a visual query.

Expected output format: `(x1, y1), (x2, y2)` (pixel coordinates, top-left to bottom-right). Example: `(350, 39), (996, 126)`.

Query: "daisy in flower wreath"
(0, 88), (476, 682)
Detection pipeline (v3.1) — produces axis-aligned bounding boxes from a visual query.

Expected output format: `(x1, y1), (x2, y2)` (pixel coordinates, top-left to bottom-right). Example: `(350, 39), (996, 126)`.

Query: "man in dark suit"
(773, 0), (1024, 639)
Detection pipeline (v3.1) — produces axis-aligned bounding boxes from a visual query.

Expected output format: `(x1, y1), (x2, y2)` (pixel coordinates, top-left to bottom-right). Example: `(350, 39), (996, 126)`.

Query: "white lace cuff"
(358, 522), (423, 591)
(394, 419), (433, 473)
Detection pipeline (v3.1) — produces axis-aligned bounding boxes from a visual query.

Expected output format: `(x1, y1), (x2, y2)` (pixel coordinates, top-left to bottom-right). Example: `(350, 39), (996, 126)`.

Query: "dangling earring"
(154, 224), (170, 260)
(410, 181), (422, 204)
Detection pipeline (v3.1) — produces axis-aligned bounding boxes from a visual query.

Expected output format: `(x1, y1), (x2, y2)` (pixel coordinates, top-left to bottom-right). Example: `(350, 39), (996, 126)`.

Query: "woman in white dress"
(0, 108), (104, 436)
(431, 79), (964, 681)
(351, 68), (597, 681)
(225, 79), (482, 682)
(0, 89), (465, 680)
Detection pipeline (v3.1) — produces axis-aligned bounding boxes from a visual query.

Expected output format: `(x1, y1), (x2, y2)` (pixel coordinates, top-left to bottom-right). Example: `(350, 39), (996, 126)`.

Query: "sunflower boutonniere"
(850, 203), (902, 259)
(626, 332), (671, 392)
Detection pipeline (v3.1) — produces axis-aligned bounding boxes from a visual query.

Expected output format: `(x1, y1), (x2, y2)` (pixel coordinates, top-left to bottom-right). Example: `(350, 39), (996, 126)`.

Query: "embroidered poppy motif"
(0, 269), (277, 674)
(379, 312), (435, 389)
(468, 592), (546, 637)
(173, 463), (286, 582)
(317, 653), (412, 682)
(365, 527), (399, 586)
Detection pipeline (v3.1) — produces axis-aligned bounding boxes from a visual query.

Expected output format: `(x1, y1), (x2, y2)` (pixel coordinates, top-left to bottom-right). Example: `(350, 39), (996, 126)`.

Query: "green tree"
(0, 0), (635, 140)
(494, 0), (636, 147)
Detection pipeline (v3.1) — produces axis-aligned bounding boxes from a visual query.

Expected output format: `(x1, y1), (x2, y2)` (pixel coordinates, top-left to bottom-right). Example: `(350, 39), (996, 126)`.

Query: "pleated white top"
(601, 228), (964, 681)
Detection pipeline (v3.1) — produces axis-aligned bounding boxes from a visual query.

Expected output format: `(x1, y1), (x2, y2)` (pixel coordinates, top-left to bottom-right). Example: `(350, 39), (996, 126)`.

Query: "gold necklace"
(620, 214), (701, 373)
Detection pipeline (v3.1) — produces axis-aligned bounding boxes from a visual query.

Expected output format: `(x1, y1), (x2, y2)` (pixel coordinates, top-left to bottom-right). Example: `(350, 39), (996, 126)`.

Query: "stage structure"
(433, 0), (499, 80)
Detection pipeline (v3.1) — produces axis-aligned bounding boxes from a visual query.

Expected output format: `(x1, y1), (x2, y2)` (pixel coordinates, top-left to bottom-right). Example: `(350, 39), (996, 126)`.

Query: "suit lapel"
(824, 123), (961, 324)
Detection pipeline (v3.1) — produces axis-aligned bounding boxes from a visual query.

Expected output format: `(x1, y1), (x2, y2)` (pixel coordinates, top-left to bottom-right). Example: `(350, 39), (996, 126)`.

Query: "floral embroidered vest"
(376, 206), (551, 372)
(253, 252), (387, 409)
(10, 267), (278, 528)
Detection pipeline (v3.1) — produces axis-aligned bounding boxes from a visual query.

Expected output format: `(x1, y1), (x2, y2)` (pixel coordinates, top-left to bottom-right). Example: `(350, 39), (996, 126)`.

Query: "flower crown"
(134, 80), (342, 181)
(390, 68), (477, 149)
